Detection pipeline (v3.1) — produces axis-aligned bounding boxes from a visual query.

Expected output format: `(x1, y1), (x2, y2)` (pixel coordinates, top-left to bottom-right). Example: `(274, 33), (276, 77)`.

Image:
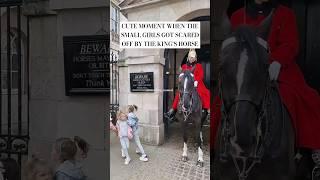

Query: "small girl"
(116, 111), (131, 165)
(110, 115), (118, 135)
(74, 136), (90, 160)
(127, 105), (148, 162)
(24, 155), (53, 180)
(52, 137), (87, 180)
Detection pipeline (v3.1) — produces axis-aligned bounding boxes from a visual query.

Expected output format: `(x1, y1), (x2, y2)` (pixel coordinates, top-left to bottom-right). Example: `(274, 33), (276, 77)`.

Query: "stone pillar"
(125, 50), (165, 145)
(118, 59), (129, 108)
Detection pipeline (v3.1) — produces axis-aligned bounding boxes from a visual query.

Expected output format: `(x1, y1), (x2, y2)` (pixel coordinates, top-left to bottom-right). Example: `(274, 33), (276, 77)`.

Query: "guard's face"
(188, 57), (197, 63)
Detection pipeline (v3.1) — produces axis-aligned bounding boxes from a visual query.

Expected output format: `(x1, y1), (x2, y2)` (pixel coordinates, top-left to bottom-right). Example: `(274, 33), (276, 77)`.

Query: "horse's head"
(178, 69), (196, 111)
(219, 11), (272, 155)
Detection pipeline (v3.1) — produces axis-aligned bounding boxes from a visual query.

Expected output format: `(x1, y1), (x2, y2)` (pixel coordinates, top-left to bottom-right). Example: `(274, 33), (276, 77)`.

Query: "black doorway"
(299, 0), (320, 92)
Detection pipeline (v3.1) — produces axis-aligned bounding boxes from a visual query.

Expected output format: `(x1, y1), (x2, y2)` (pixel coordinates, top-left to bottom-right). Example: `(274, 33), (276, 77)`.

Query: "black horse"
(213, 12), (296, 180)
(177, 68), (205, 167)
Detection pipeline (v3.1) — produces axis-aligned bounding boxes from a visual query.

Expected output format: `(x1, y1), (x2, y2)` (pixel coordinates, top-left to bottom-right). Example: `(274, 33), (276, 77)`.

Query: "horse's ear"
(221, 12), (232, 38)
(257, 9), (274, 40)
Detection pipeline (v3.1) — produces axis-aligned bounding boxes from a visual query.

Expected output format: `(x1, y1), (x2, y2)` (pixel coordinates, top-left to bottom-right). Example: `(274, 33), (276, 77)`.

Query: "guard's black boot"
(164, 108), (177, 123)
(201, 109), (209, 124)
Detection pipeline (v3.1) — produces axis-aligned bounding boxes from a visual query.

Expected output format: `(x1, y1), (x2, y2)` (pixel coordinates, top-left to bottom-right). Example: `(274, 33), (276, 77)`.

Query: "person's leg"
(279, 83), (320, 178)
(121, 149), (125, 158)
(199, 89), (210, 110)
(200, 109), (209, 134)
(133, 130), (148, 161)
(198, 89), (210, 124)
(133, 130), (146, 155)
(120, 137), (130, 164)
(172, 92), (180, 110)
(165, 93), (179, 122)
(120, 137), (130, 158)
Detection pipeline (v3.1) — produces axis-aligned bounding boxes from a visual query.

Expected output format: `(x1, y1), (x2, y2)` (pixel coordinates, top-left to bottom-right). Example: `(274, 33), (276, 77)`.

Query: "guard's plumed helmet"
(188, 49), (197, 61)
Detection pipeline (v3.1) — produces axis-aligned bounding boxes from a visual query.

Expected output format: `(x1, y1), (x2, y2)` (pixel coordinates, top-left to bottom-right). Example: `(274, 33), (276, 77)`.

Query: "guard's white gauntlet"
(194, 81), (198, 87)
(269, 61), (281, 81)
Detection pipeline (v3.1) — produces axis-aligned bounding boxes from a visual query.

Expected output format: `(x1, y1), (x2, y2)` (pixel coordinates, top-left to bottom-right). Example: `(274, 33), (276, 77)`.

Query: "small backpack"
(128, 126), (133, 140)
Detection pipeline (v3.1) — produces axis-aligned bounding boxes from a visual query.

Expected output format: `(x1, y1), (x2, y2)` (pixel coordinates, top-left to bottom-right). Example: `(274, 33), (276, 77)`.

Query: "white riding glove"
(268, 61), (281, 81)
(194, 81), (198, 87)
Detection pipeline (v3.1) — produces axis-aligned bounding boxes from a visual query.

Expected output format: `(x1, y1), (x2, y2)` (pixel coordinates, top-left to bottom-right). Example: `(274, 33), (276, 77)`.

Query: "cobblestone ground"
(110, 122), (211, 180)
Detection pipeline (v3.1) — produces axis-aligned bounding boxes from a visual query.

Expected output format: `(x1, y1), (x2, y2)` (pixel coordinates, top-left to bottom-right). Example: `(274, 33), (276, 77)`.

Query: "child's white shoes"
(124, 157), (131, 165)
(139, 154), (148, 162)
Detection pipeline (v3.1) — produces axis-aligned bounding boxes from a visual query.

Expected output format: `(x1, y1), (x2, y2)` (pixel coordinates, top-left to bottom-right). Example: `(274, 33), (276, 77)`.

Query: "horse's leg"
(196, 111), (206, 167)
(196, 131), (204, 167)
(283, 107), (296, 180)
(274, 106), (296, 180)
(182, 120), (188, 162)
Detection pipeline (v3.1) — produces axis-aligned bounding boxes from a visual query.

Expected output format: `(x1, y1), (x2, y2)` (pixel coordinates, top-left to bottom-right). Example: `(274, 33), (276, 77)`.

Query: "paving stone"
(110, 123), (210, 180)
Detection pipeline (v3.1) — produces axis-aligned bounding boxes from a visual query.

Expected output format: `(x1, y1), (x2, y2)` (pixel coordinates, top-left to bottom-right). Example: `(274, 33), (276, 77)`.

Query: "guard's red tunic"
(172, 63), (210, 110)
(211, 5), (320, 150)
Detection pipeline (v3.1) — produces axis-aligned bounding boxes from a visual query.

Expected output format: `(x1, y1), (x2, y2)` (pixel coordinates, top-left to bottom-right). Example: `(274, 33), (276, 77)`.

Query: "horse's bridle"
(219, 35), (271, 180)
(179, 88), (195, 121)
(178, 69), (197, 122)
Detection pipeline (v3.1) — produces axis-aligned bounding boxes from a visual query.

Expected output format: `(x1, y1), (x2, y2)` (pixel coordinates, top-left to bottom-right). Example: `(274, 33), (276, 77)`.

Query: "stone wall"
(27, 4), (109, 180)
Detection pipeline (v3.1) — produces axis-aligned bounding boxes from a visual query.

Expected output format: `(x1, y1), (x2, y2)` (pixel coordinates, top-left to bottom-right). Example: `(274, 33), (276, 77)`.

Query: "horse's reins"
(180, 90), (194, 121)
(219, 35), (272, 180)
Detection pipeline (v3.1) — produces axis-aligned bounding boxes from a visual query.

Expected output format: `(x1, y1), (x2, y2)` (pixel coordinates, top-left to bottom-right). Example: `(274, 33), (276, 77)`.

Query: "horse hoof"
(196, 161), (204, 167)
(182, 156), (188, 162)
